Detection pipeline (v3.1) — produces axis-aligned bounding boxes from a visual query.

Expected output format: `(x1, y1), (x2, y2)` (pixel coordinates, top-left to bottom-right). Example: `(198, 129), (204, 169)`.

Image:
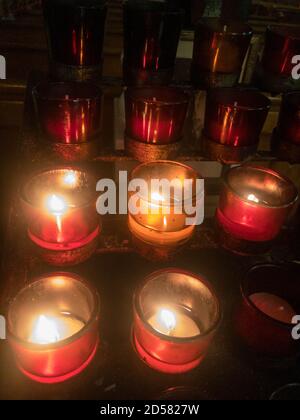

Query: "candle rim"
(7, 272), (100, 350)
(223, 165), (298, 209)
(196, 18), (253, 37)
(33, 81), (103, 103)
(134, 268), (222, 343)
(130, 160), (202, 205)
(241, 263), (298, 328)
(126, 86), (190, 107)
(207, 88), (271, 112)
(20, 166), (97, 210)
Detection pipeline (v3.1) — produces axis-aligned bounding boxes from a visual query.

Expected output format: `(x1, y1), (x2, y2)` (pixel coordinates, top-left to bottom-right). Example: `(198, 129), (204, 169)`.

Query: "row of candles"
(9, 0), (300, 387)
(6, 161), (298, 383)
(33, 80), (300, 164)
(42, 1), (300, 91)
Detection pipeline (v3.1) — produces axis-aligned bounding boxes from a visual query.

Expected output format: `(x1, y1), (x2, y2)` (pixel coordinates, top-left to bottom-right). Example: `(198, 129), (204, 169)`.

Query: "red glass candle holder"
(21, 168), (100, 266)
(125, 87), (190, 162)
(123, 1), (183, 86)
(133, 269), (221, 374)
(235, 264), (300, 362)
(8, 273), (100, 384)
(273, 92), (300, 163)
(33, 82), (102, 162)
(259, 26), (300, 93)
(216, 165), (298, 255)
(42, 0), (107, 81)
(203, 88), (271, 163)
(191, 19), (253, 89)
(128, 161), (203, 261)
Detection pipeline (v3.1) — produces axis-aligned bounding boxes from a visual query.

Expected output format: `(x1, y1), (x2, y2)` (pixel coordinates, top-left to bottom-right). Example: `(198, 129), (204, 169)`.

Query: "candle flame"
(46, 194), (67, 216)
(158, 309), (177, 335)
(63, 171), (78, 187)
(247, 194), (260, 204)
(30, 315), (60, 345)
(151, 192), (165, 202)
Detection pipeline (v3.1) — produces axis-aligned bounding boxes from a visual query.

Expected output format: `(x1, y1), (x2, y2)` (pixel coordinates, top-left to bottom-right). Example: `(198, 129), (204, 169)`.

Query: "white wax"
(29, 314), (84, 345)
(250, 293), (296, 324)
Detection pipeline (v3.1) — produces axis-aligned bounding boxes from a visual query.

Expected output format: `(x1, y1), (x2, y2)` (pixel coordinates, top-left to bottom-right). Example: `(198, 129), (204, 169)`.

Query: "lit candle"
(21, 168), (100, 263)
(128, 161), (202, 254)
(249, 293), (296, 324)
(133, 269), (221, 374)
(30, 314), (84, 345)
(217, 165), (298, 243)
(8, 273), (100, 384)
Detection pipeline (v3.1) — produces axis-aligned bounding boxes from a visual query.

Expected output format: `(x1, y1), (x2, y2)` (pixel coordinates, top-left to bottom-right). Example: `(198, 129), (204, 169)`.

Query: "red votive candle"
(236, 264), (300, 359)
(191, 19), (253, 88)
(33, 82), (103, 145)
(123, 1), (183, 85)
(277, 92), (300, 145)
(217, 165), (298, 243)
(125, 87), (189, 145)
(133, 269), (221, 374)
(21, 168), (100, 253)
(8, 273), (100, 383)
(42, 0), (107, 80)
(262, 26), (300, 78)
(204, 88), (271, 148)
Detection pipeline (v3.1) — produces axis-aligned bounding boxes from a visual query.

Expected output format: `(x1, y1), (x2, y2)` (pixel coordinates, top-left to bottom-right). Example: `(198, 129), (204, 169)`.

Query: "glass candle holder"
(128, 161), (203, 261)
(8, 273), (100, 384)
(270, 384), (300, 401)
(235, 264), (300, 361)
(33, 82), (102, 161)
(133, 269), (221, 374)
(191, 19), (253, 89)
(203, 88), (271, 163)
(123, 0), (183, 86)
(259, 27), (300, 93)
(273, 92), (300, 163)
(21, 168), (100, 266)
(125, 87), (190, 161)
(216, 165), (298, 255)
(42, 0), (107, 81)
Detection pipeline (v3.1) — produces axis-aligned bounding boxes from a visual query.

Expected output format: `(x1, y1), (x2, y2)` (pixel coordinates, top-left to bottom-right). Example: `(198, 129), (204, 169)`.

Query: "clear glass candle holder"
(216, 165), (298, 254)
(133, 269), (221, 374)
(128, 161), (203, 261)
(21, 167), (100, 265)
(235, 264), (300, 361)
(8, 273), (100, 384)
